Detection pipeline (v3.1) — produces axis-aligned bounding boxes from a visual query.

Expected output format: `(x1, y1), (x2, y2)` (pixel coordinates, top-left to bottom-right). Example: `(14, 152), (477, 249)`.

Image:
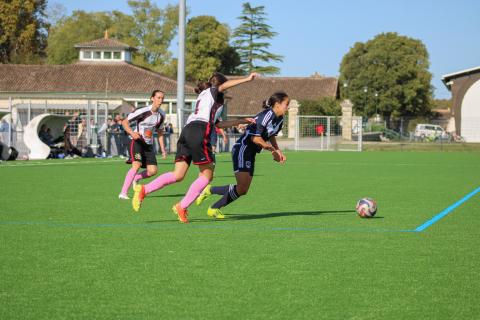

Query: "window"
(113, 51), (121, 59)
(94, 51), (101, 59)
(83, 51), (92, 59)
(103, 51), (112, 59)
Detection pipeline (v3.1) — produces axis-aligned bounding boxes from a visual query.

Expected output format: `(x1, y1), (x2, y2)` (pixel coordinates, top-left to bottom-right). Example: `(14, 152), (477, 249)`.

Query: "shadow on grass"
(225, 210), (357, 221)
(145, 209), (360, 224)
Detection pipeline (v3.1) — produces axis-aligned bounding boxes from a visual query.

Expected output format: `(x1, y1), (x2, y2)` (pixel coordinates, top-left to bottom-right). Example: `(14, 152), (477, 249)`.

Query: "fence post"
(358, 116), (363, 151)
(295, 115), (299, 151)
(8, 97), (12, 147)
(28, 100), (32, 123)
(327, 116), (331, 150)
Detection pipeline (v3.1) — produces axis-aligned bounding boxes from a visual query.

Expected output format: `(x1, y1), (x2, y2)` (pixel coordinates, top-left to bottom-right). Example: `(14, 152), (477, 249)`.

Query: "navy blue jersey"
(235, 108), (284, 153)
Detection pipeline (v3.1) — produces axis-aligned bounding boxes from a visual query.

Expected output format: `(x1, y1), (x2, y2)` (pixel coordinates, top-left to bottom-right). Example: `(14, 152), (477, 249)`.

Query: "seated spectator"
(63, 125), (82, 158)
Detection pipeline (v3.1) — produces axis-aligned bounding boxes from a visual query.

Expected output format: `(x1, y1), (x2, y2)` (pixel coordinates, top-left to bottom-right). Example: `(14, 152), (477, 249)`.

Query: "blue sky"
(54, 0), (480, 99)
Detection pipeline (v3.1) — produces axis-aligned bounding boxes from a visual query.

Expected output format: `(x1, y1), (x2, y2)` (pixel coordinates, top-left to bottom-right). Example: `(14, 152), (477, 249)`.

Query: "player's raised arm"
(218, 73), (259, 92)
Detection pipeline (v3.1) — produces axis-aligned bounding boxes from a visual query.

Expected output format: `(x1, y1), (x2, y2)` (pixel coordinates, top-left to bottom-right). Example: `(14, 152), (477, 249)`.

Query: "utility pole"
(177, 0), (186, 133)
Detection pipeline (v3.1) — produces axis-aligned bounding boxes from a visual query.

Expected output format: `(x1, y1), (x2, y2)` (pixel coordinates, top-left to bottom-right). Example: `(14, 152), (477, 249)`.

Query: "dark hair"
(194, 72), (229, 94)
(262, 91), (289, 109)
(150, 90), (164, 99)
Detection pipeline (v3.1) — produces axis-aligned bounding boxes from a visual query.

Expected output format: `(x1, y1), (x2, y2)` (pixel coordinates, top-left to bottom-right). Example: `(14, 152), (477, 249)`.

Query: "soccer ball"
(356, 198), (377, 218)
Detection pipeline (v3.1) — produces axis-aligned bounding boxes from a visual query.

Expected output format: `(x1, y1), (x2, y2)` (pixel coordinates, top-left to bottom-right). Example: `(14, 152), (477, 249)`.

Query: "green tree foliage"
(128, 0), (178, 74)
(233, 2), (283, 75)
(432, 99), (452, 110)
(0, 0), (48, 63)
(47, 0), (177, 70)
(298, 97), (341, 116)
(185, 16), (240, 81)
(339, 32), (433, 118)
(47, 11), (122, 64)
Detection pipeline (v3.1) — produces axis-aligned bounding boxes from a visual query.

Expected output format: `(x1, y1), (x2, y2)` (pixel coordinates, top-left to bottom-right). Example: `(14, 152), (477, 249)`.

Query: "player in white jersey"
(132, 72), (258, 223)
(118, 90), (167, 199)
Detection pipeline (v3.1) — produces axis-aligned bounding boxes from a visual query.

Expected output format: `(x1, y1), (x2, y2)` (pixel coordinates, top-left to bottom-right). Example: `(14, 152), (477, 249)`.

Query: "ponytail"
(263, 91), (289, 109)
(194, 80), (211, 94)
(195, 72), (228, 94)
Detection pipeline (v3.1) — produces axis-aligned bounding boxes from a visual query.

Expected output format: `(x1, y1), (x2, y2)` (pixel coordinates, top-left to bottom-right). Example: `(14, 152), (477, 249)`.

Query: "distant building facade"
(442, 66), (480, 142)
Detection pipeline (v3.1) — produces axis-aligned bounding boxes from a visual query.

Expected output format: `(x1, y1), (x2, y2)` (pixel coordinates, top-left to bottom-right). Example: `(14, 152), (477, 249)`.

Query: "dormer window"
(75, 30), (136, 63)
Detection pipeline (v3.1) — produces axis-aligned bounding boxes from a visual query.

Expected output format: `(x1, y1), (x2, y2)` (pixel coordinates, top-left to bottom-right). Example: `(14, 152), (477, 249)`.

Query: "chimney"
(104, 30), (109, 39)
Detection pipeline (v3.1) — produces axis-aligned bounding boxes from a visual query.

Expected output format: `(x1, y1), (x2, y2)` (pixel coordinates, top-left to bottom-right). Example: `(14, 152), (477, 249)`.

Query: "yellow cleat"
(196, 184), (212, 206)
(132, 184), (145, 212)
(207, 207), (225, 219)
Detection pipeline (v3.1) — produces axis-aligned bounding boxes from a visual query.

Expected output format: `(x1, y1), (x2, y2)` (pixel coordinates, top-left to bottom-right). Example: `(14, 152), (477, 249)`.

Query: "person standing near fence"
(118, 90), (167, 200)
(164, 123), (174, 153)
(196, 91), (289, 219)
(131, 72), (259, 223)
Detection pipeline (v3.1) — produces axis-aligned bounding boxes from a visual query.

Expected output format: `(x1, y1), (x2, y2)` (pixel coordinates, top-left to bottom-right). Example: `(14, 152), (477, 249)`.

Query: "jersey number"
(194, 100), (201, 114)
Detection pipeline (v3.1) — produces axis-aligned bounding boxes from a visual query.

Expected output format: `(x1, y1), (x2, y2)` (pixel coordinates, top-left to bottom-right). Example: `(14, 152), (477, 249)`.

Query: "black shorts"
(127, 139), (157, 168)
(175, 121), (214, 165)
(232, 143), (256, 176)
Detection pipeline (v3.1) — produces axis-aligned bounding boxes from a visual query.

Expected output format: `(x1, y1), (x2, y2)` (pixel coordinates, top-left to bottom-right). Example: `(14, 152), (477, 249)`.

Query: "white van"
(414, 124), (447, 139)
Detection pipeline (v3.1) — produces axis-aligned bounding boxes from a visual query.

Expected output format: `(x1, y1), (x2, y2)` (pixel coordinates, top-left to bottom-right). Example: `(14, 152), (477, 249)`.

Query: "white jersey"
(127, 105), (166, 145)
(186, 87), (224, 125)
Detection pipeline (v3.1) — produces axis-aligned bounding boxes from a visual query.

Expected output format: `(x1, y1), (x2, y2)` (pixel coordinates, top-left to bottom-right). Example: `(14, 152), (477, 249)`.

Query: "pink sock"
(180, 175), (210, 209)
(121, 168), (137, 195)
(144, 172), (177, 194)
(134, 170), (150, 182)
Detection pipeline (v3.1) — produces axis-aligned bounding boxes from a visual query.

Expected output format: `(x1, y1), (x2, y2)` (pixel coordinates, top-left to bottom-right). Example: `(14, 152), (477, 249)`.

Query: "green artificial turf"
(1, 151), (479, 319)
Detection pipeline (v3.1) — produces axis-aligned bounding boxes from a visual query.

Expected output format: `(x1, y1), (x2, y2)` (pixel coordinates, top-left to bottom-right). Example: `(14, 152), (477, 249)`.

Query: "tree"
(128, 0), (178, 74)
(185, 16), (240, 81)
(47, 11), (127, 64)
(232, 2), (283, 75)
(339, 32), (433, 118)
(0, 0), (49, 64)
(298, 98), (341, 116)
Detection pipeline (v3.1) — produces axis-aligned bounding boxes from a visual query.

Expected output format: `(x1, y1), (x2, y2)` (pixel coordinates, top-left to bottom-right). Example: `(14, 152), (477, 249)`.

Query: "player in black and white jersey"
(132, 72), (258, 223)
(118, 90), (167, 199)
(196, 91), (289, 219)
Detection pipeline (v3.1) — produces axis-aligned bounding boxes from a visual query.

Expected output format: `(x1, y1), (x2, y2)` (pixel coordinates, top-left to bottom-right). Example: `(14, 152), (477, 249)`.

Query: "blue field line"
(414, 186), (480, 232)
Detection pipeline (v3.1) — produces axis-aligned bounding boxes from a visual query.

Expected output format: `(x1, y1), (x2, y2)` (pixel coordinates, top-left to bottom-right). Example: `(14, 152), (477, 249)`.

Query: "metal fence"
(361, 116), (476, 143)
(294, 116), (363, 151)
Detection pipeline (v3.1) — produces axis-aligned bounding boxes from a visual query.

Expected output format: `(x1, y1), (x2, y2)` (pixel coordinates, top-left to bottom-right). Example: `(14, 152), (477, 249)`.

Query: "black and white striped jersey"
(186, 87), (224, 126)
(127, 106), (166, 145)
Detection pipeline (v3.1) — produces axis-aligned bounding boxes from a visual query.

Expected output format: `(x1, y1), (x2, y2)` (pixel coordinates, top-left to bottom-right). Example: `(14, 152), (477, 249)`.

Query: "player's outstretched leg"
(119, 168), (137, 200)
(131, 172), (177, 212)
(195, 184), (212, 205)
(133, 170), (150, 188)
(207, 184), (241, 219)
(174, 175), (210, 223)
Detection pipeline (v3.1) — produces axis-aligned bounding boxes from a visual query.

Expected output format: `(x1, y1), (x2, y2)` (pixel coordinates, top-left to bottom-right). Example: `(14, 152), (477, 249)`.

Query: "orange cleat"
(172, 203), (189, 223)
(132, 184), (146, 212)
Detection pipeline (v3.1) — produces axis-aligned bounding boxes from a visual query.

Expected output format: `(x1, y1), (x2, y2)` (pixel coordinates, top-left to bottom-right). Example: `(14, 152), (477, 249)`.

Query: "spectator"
(77, 118), (87, 152)
(63, 125), (82, 158)
(164, 123), (174, 153)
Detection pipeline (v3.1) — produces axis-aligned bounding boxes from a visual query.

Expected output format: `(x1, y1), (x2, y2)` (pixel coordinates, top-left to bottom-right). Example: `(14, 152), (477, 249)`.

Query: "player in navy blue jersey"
(132, 72), (258, 223)
(196, 91), (289, 218)
(118, 90), (167, 199)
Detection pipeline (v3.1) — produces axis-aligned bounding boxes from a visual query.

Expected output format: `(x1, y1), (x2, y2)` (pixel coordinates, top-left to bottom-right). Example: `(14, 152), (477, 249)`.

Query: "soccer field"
(1, 151), (479, 319)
